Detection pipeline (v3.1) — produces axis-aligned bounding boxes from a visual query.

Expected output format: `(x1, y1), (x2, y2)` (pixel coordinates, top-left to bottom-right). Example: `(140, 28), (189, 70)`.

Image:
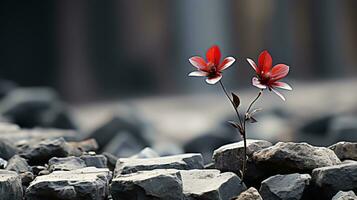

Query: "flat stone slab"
(111, 169), (183, 200)
(114, 153), (204, 176)
(25, 167), (112, 200)
(259, 173), (311, 200)
(182, 169), (246, 200)
(312, 162), (357, 199)
(329, 141), (357, 161)
(0, 170), (23, 200)
(253, 142), (341, 174)
(48, 156), (86, 171)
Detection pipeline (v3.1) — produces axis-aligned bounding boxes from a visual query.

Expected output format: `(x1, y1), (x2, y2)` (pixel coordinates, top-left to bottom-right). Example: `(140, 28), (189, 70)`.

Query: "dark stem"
(241, 89), (263, 182)
(218, 80), (243, 127)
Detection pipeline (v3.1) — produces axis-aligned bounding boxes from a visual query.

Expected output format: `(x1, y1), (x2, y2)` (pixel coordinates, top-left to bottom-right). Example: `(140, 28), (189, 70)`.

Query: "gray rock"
(48, 156), (86, 171)
(102, 152), (118, 171)
(38, 170), (50, 176)
(332, 191), (357, 200)
(130, 147), (159, 159)
(182, 169), (246, 200)
(114, 153), (204, 176)
(18, 137), (80, 165)
(68, 138), (99, 152)
(26, 167), (112, 200)
(0, 158), (7, 169)
(19, 171), (35, 186)
(111, 169), (183, 200)
(0, 139), (17, 160)
(311, 162), (357, 199)
(31, 165), (47, 176)
(233, 187), (262, 200)
(5, 155), (31, 173)
(0, 170), (23, 200)
(80, 154), (107, 168)
(329, 141), (357, 160)
(259, 173), (311, 200)
(213, 140), (272, 184)
(253, 142), (341, 174)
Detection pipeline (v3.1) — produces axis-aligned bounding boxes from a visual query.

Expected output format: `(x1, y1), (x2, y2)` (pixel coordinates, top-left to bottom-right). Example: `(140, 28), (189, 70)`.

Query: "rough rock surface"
(329, 141), (357, 160)
(182, 169), (246, 200)
(312, 162), (357, 199)
(0, 170), (23, 200)
(111, 169), (183, 200)
(115, 153), (204, 175)
(5, 155), (31, 173)
(18, 137), (80, 165)
(130, 147), (159, 159)
(233, 187), (262, 200)
(0, 158), (7, 169)
(253, 142), (341, 174)
(26, 167), (112, 200)
(48, 156), (86, 171)
(213, 140), (272, 184)
(259, 173), (311, 200)
(68, 138), (99, 152)
(332, 191), (357, 200)
(0, 139), (17, 160)
(80, 154), (107, 168)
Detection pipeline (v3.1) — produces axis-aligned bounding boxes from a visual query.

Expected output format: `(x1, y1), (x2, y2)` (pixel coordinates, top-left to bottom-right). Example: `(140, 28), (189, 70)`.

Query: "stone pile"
(1, 122), (357, 199)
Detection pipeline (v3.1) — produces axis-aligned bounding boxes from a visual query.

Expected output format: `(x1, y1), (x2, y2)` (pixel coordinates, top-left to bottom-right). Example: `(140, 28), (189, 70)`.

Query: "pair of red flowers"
(188, 45), (292, 100)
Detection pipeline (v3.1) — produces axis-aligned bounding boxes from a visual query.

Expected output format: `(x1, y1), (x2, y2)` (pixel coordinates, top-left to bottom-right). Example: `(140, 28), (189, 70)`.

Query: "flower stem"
(218, 80), (243, 127)
(241, 89), (263, 182)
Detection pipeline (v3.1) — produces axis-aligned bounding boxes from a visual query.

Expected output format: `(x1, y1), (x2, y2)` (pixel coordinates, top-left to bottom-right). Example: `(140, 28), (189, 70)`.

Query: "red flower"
(188, 45), (235, 84)
(247, 50), (292, 101)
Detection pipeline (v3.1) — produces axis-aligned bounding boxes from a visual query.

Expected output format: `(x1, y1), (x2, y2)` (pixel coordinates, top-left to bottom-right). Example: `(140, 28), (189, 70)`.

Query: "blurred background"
(0, 0), (357, 163)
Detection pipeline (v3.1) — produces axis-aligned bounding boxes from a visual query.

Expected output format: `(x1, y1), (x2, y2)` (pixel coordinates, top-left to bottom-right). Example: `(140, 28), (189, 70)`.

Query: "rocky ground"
(0, 80), (357, 199)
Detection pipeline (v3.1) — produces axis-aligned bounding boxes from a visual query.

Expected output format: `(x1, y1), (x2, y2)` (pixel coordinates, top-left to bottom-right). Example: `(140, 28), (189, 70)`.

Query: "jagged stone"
(102, 152), (118, 171)
(0, 170), (23, 200)
(26, 167), (112, 200)
(259, 173), (311, 200)
(111, 169), (183, 200)
(233, 187), (262, 200)
(0, 139), (17, 160)
(0, 158), (7, 169)
(114, 153), (204, 176)
(312, 162), (357, 199)
(5, 155), (31, 173)
(332, 191), (357, 200)
(253, 142), (341, 175)
(68, 138), (99, 152)
(80, 154), (107, 168)
(329, 141), (357, 161)
(48, 156), (86, 172)
(182, 169), (246, 200)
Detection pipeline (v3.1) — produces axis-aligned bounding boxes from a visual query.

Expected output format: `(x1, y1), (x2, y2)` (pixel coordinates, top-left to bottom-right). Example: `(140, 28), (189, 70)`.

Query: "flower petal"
(271, 64), (289, 81)
(218, 57), (235, 71)
(271, 88), (286, 101)
(188, 71), (209, 77)
(206, 74), (222, 84)
(247, 58), (259, 73)
(189, 56), (208, 71)
(206, 45), (221, 66)
(272, 81), (292, 90)
(252, 77), (267, 89)
(258, 50), (272, 73)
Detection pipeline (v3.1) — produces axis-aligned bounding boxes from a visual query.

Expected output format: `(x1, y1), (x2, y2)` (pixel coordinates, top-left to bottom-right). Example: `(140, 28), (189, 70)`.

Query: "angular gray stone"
(233, 187), (262, 200)
(0, 170), (23, 200)
(18, 137), (80, 165)
(115, 153), (204, 176)
(182, 169), (246, 200)
(48, 156), (86, 171)
(26, 167), (112, 200)
(259, 173), (311, 200)
(68, 138), (99, 152)
(253, 142), (341, 174)
(332, 191), (357, 200)
(5, 155), (31, 173)
(0, 139), (17, 160)
(213, 140), (272, 184)
(329, 141), (357, 161)
(111, 169), (183, 200)
(102, 152), (118, 171)
(80, 154), (107, 168)
(130, 147), (159, 159)
(312, 162), (357, 199)
(0, 158), (7, 169)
